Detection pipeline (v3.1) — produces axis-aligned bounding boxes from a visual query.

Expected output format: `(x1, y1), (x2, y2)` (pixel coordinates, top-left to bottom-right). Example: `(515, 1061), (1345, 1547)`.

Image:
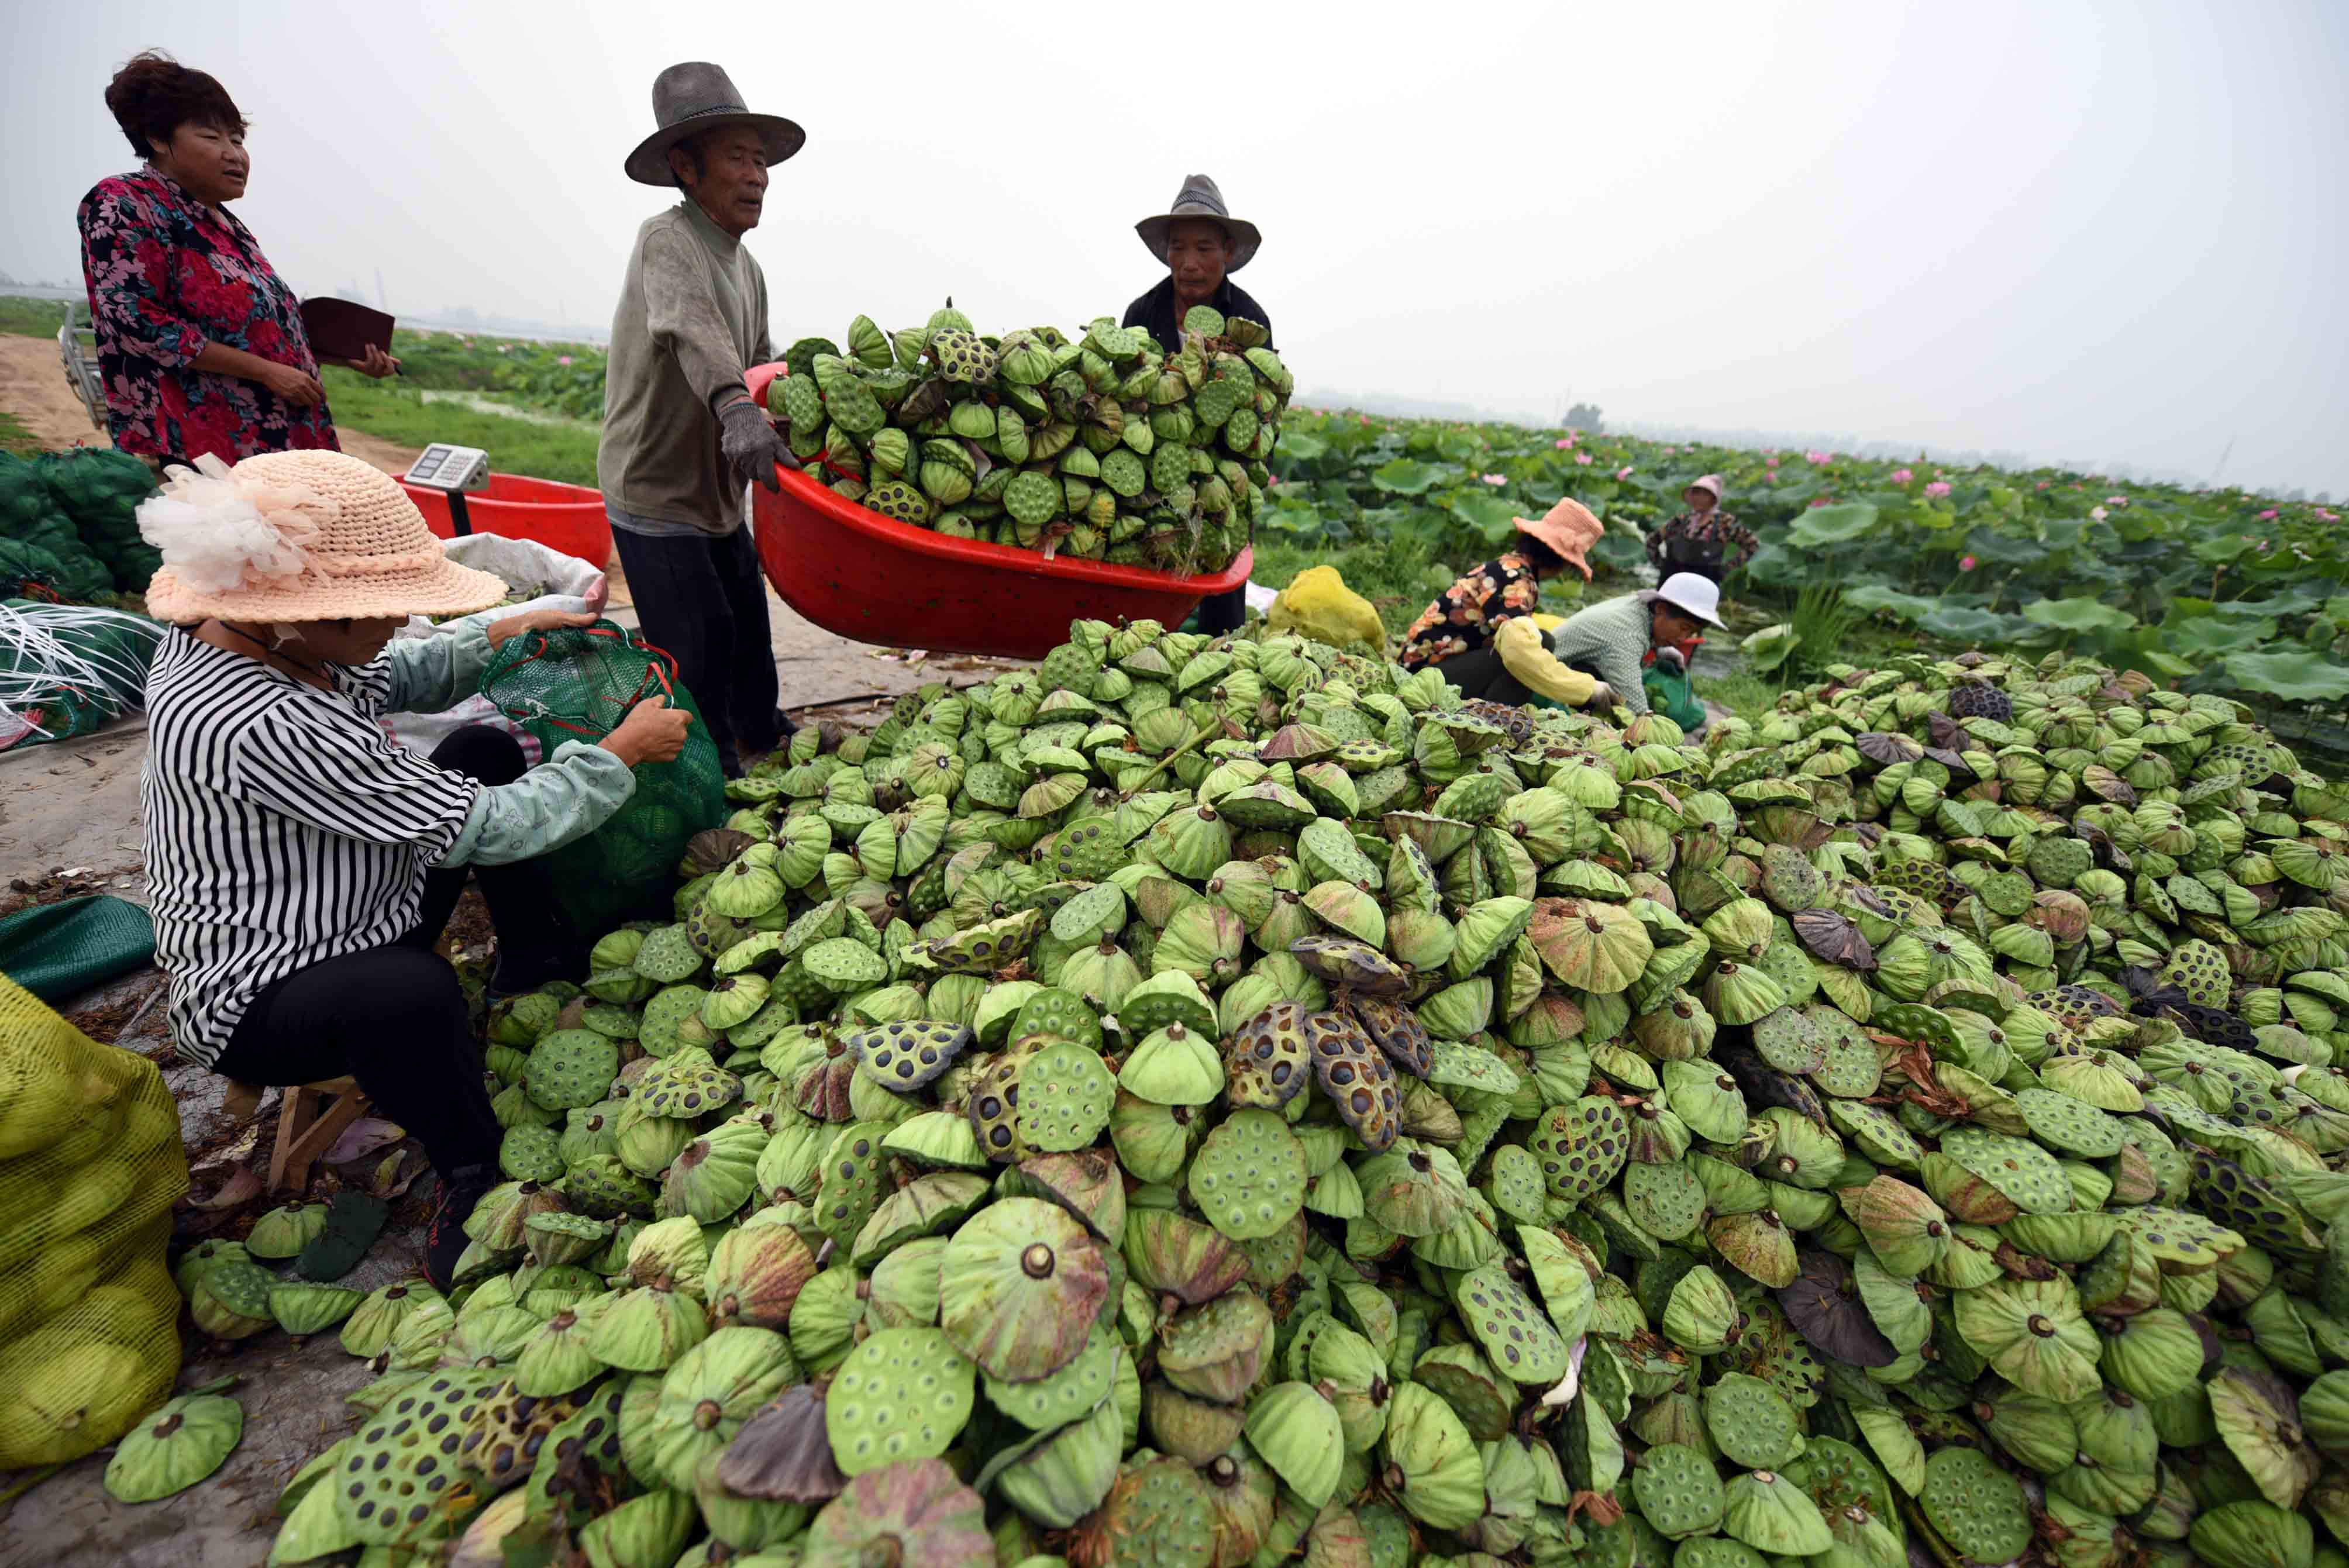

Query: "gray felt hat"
(624, 62), (804, 187)
(1135, 174), (1262, 271)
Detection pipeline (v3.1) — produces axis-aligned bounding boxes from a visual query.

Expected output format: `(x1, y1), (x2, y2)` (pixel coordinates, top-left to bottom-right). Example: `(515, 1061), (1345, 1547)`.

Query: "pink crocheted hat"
(137, 451), (510, 625)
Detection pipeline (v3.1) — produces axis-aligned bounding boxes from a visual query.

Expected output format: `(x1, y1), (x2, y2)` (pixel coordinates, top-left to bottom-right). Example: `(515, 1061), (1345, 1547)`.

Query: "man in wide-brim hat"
(1122, 174), (1274, 636)
(601, 61), (803, 778)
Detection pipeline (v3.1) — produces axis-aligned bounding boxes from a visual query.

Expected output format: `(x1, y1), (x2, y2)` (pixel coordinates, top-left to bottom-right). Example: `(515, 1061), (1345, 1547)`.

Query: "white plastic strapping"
(0, 602), (165, 747)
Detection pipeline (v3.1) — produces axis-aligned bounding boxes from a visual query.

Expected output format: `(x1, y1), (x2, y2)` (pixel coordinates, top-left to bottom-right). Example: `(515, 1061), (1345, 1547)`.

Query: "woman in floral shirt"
(1399, 496), (1605, 694)
(1645, 474), (1757, 585)
(78, 53), (397, 468)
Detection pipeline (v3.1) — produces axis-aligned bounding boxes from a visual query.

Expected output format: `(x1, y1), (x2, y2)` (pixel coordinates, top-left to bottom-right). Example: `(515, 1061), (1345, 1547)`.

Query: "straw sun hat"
(1510, 496), (1604, 582)
(137, 450), (509, 625)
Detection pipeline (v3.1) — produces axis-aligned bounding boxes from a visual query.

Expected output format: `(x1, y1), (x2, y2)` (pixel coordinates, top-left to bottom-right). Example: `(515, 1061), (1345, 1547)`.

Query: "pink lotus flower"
(1809, 496), (1833, 507)
(1959, 555), (1978, 571)
(1483, 473), (1507, 485)
(2090, 507), (2108, 521)
(2319, 508), (2340, 522)
(1554, 436), (1575, 449)
(1924, 481), (1952, 499)
(557, 354), (574, 367)
(1765, 456), (1780, 468)
(1890, 468), (1914, 484)
(2106, 495), (2128, 506)
(1575, 452), (1593, 466)
(1616, 466), (1634, 480)
(2259, 508), (2279, 520)
(2037, 480), (2051, 489)
(1806, 450), (1830, 466)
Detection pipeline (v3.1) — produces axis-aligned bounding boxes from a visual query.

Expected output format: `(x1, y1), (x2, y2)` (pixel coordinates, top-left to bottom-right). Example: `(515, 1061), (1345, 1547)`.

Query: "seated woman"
(1398, 497), (1608, 705)
(138, 450), (693, 1288)
(1645, 474), (1756, 587)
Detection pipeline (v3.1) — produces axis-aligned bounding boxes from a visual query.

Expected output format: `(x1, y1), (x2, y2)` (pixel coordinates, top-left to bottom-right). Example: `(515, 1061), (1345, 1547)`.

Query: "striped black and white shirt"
(143, 630), (480, 1068)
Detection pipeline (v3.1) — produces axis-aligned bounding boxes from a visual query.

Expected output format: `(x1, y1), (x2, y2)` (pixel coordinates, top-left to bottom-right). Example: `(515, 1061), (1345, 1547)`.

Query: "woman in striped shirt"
(139, 450), (693, 1287)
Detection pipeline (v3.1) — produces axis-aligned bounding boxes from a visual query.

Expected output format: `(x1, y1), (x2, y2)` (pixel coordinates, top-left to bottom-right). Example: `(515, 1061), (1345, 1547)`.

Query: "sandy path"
(0, 334), (421, 474)
(0, 329), (108, 447)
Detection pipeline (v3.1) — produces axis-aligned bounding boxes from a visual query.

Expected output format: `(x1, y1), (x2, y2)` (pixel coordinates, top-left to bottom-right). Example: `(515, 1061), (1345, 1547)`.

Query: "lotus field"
(316, 328), (2349, 714)
(1261, 411), (2349, 711)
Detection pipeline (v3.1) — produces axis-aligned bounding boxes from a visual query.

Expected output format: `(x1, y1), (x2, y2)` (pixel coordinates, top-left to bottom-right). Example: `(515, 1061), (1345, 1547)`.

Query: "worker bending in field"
(1513, 572), (1725, 721)
(601, 63), (800, 778)
(1399, 497), (1603, 702)
(1645, 474), (1756, 586)
(1124, 175), (1272, 636)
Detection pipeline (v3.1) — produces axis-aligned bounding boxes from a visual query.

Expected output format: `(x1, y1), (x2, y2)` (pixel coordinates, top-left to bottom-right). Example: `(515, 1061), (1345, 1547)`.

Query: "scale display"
(405, 443), (491, 492)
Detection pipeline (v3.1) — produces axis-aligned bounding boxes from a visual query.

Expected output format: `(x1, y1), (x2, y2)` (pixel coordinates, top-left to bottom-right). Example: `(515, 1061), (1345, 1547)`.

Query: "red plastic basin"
(399, 471), (614, 569)
(743, 363), (1251, 660)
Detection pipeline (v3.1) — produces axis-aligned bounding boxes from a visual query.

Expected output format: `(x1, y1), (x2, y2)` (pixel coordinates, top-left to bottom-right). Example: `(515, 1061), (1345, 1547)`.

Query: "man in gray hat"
(600, 62), (802, 777)
(1123, 175), (1272, 636)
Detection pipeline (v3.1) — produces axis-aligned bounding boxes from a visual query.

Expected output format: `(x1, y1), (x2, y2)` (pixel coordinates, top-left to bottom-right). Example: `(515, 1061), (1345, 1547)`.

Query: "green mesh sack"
(480, 620), (726, 939)
(0, 540), (70, 602)
(9, 515), (111, 603)
(0, 453), (51, 537)
(37, 449), (160, 591)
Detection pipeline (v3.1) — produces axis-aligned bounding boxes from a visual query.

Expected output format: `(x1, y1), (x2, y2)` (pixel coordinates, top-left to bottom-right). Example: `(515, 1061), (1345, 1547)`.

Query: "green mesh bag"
(0, 540), (69, 603)
(479, 621), (726, 939)
(37, 449), (160, 592)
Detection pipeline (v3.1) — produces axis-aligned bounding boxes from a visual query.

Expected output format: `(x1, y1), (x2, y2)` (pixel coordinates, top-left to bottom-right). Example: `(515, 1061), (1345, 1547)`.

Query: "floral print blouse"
(1648, 509), (1758, 574)
(1399, 550), (1544, 669)
(77, 165), (339, 463)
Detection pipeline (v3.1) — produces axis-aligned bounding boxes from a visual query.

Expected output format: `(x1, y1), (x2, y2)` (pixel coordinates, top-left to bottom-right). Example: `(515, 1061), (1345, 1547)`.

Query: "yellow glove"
(1495, 615), (1597, 705)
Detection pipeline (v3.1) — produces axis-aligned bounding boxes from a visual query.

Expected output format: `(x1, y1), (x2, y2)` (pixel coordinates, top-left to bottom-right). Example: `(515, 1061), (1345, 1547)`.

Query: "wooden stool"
(221, 1077), (372, 1194)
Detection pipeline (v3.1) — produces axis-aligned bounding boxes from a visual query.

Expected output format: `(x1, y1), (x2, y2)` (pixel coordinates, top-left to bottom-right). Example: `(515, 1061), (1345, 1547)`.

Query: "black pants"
(209, 726), (560, 1179)
(1194, 585), (1246, 637)
(1431, 646), (1537, 705)
(611, 524), (781, 776)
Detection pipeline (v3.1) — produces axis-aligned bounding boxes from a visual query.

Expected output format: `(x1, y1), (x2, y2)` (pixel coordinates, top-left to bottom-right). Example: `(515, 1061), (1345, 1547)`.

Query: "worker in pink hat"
(136, 449), (694, 1290)
(1398, 497), (1612, 704)
(1645, 474), (1756, 586)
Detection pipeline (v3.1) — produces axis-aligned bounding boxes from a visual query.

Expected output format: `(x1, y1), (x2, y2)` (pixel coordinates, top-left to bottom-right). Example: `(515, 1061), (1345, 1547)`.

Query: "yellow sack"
(0, 975), (187, 1467)
(1266, 565), (1387, 654)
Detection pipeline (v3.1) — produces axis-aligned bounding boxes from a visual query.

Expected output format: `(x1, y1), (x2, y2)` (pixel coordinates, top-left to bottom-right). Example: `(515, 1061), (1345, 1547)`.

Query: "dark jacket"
(1121, 276), (1275, 356)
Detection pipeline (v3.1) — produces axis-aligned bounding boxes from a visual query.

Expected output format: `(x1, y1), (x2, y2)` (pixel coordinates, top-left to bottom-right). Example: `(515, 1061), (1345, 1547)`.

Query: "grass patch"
(0, 295), (71, 339)
(0, 411), (39, 456)
(323, 368), (600, 486)
(1704, 671), (1781, 726)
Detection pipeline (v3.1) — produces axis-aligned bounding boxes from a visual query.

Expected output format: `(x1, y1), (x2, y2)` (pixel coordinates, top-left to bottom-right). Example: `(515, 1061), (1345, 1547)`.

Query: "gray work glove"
(1584, 681), (1617, 708)
(719, 398), (794, 491)
(1652, 645), (1687, 675)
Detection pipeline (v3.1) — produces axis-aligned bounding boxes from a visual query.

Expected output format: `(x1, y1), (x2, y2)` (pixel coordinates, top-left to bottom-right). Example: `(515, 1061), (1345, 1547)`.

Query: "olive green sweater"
(598, 200), (771, 535)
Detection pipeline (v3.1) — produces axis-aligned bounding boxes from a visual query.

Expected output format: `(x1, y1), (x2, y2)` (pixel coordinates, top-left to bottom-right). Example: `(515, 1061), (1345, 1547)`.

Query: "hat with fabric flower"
(137, 451), (509, 625)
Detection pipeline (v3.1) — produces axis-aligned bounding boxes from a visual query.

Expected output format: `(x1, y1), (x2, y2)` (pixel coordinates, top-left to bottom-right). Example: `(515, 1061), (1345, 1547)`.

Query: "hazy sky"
(7, 2), (2345, 494)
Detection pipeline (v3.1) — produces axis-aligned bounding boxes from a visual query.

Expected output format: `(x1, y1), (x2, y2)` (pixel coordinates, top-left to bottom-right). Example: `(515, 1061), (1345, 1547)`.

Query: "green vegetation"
(1698, 669), (1778, 725)
(0, 412), (38, 457)
(320, 368), (598, 487)
(0, 296), (71, 339)
(1267, 407), (2348, 712)
(379, 328), (607, 419)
